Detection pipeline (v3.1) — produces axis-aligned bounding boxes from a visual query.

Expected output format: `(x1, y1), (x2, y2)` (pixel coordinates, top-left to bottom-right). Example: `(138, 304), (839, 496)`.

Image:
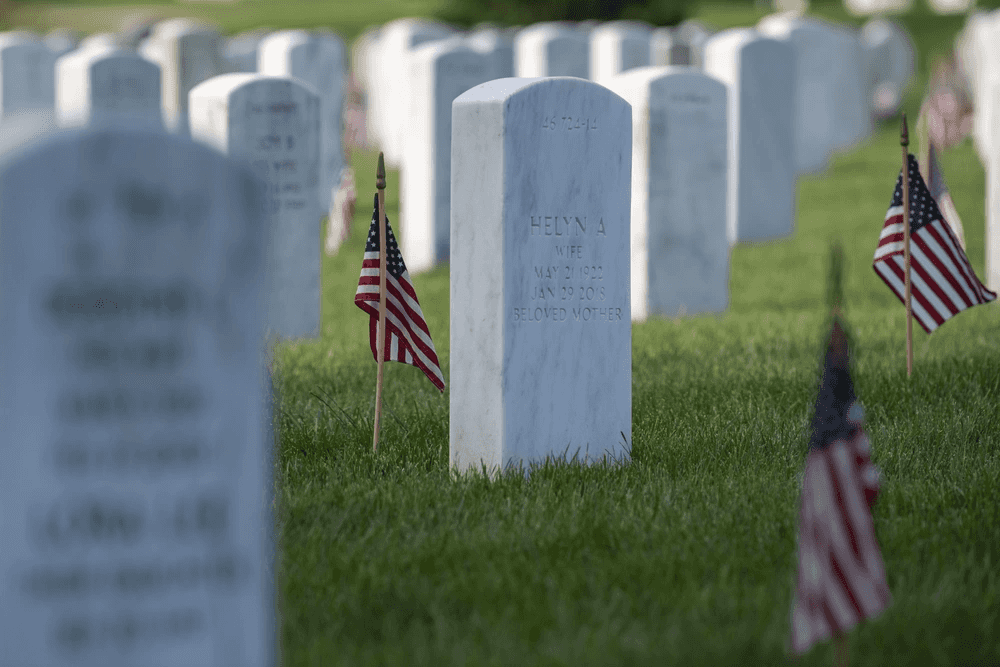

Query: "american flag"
(355, 194), (445, 392)
(789, 318), (891, 656)
(873, 154), (996, 334)
(923, 141), (967, 251)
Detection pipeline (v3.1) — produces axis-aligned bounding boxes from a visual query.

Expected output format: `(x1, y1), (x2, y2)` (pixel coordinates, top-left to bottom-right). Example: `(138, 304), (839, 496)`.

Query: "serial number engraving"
(541, 116), (598, 131)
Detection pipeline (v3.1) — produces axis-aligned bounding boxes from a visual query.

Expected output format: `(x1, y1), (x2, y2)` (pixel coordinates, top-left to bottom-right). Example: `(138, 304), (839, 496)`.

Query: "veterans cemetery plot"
(190, 73), (322, 341)
(450, 77), (632, 474)
(0, 125), (274, 667)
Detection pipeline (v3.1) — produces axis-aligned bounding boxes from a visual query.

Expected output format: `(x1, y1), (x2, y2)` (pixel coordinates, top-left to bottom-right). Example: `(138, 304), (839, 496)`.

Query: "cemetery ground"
(4, 2), (995, 665)
(273, 129), (999, 665)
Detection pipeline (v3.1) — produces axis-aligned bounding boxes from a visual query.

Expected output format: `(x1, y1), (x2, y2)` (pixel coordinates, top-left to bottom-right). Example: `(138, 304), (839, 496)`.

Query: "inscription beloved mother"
(451, 77), (631, 474)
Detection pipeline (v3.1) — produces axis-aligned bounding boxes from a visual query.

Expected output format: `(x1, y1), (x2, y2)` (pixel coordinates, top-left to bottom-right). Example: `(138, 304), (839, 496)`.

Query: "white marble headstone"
(78, 33), (121, 53)
(589, 21), (653, 85)
(451, 77), (632, 475)
(224, 28), (271, 73)
(0, 123), (274, 667)
(139, 19), (225, 136)
(258, 29), (345, 211)
(371, 18), (454, 167)
(675, 20), (713, 68)
(351, 25), (383, 149)
(0, 32), (56, 121)
(190, 73), (321, 340)
(861, 18), (914, 121)
(757, 13), (871, 173)
(513, 23), (590, 79)
(606, 66), (729, 320)
(45, 28), (81, 58)
(844, 0), (912, 15)
(56, 47), (162, 129)
(703, 29), (796, 244)
(401, 39), (492, 274)
(650, 27), (692, 66)
(468, 26), (515, 80)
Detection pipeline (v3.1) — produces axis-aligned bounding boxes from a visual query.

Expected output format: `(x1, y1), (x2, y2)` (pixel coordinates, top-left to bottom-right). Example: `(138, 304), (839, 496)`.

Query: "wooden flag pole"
(901, 113), (914, 379)
(372, 153), (388, 453)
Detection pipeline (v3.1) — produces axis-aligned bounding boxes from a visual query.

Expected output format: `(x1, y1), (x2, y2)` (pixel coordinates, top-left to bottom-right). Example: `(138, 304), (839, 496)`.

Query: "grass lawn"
(8, 1), (999, 664)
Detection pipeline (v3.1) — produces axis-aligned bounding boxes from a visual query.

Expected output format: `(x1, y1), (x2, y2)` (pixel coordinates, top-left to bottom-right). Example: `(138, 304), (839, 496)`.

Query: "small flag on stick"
(872, 154), (996, 335)
(789, 247), (891, 659)
(355, 197), (445, 393)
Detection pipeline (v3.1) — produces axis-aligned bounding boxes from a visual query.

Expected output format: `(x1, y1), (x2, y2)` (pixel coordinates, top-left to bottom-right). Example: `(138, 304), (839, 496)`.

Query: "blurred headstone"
(703, 28), (796, 243)
(190, 73), (321, 340)
(514, 22), (590, 78)
(139, 18), (225, 136)
(402, 38), (491, 273)
(589, 20), (653, 85)
(56, 47), (162, 129)
(606, 66), (730, 320)
(0, 122), (275, 667)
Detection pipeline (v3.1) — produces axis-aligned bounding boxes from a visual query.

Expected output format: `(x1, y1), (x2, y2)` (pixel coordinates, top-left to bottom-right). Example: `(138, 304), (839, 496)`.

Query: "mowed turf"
(10, 2), (999, 664)
(278, 128), (999, 666)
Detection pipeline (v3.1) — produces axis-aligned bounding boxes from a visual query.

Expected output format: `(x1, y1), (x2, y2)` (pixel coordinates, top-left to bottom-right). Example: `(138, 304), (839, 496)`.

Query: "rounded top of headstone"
(258, 28), (312, 51)
(676, 19), (713, 43)
(188, 71), (320, 100)
(61, 43), (155, 68)
(45, 28), (82, 54)
(606, 64), (724, 90)
(0, 31), (43, 50)
(514, 22), (589, 46)
(380, 17), (455, 43)
(702, 26), (761, 53)
(118, 12), (163, 49)
(590, 20), (654, 38)
(410, 34), (476, 59)
(149, 18), (220, 41)
(454, 76), (628, 109)
(467, 26), (513, 51)
(78, 32), (122, 53)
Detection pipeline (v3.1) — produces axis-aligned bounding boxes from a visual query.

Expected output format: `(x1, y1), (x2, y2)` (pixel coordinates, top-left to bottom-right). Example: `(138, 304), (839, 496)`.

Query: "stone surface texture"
(467, 26), (515, 80)
(370, 18), (454, 167)
(758, 13), (872, 173)
(56, 47), (162, 129)
(703, 28), (796, 244)
(0, 32), (56, 121)
(606, 66), (729, 320)
(514, 23), (590, 79)
(258, 29), (345, 210)
(589, 21), (653, 85)
(139, 18), (225, 136)
(451, 77), (632, 475)
(190, 73), (321, 340)
(402, 38), (492, 273)
(0, 123), (274, 667)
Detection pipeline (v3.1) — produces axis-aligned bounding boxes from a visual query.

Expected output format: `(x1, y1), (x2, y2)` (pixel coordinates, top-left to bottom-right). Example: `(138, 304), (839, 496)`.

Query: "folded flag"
(872, 154), (996, 334)
(355, 194), (445, 392)
(789, 317), (891, 656)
